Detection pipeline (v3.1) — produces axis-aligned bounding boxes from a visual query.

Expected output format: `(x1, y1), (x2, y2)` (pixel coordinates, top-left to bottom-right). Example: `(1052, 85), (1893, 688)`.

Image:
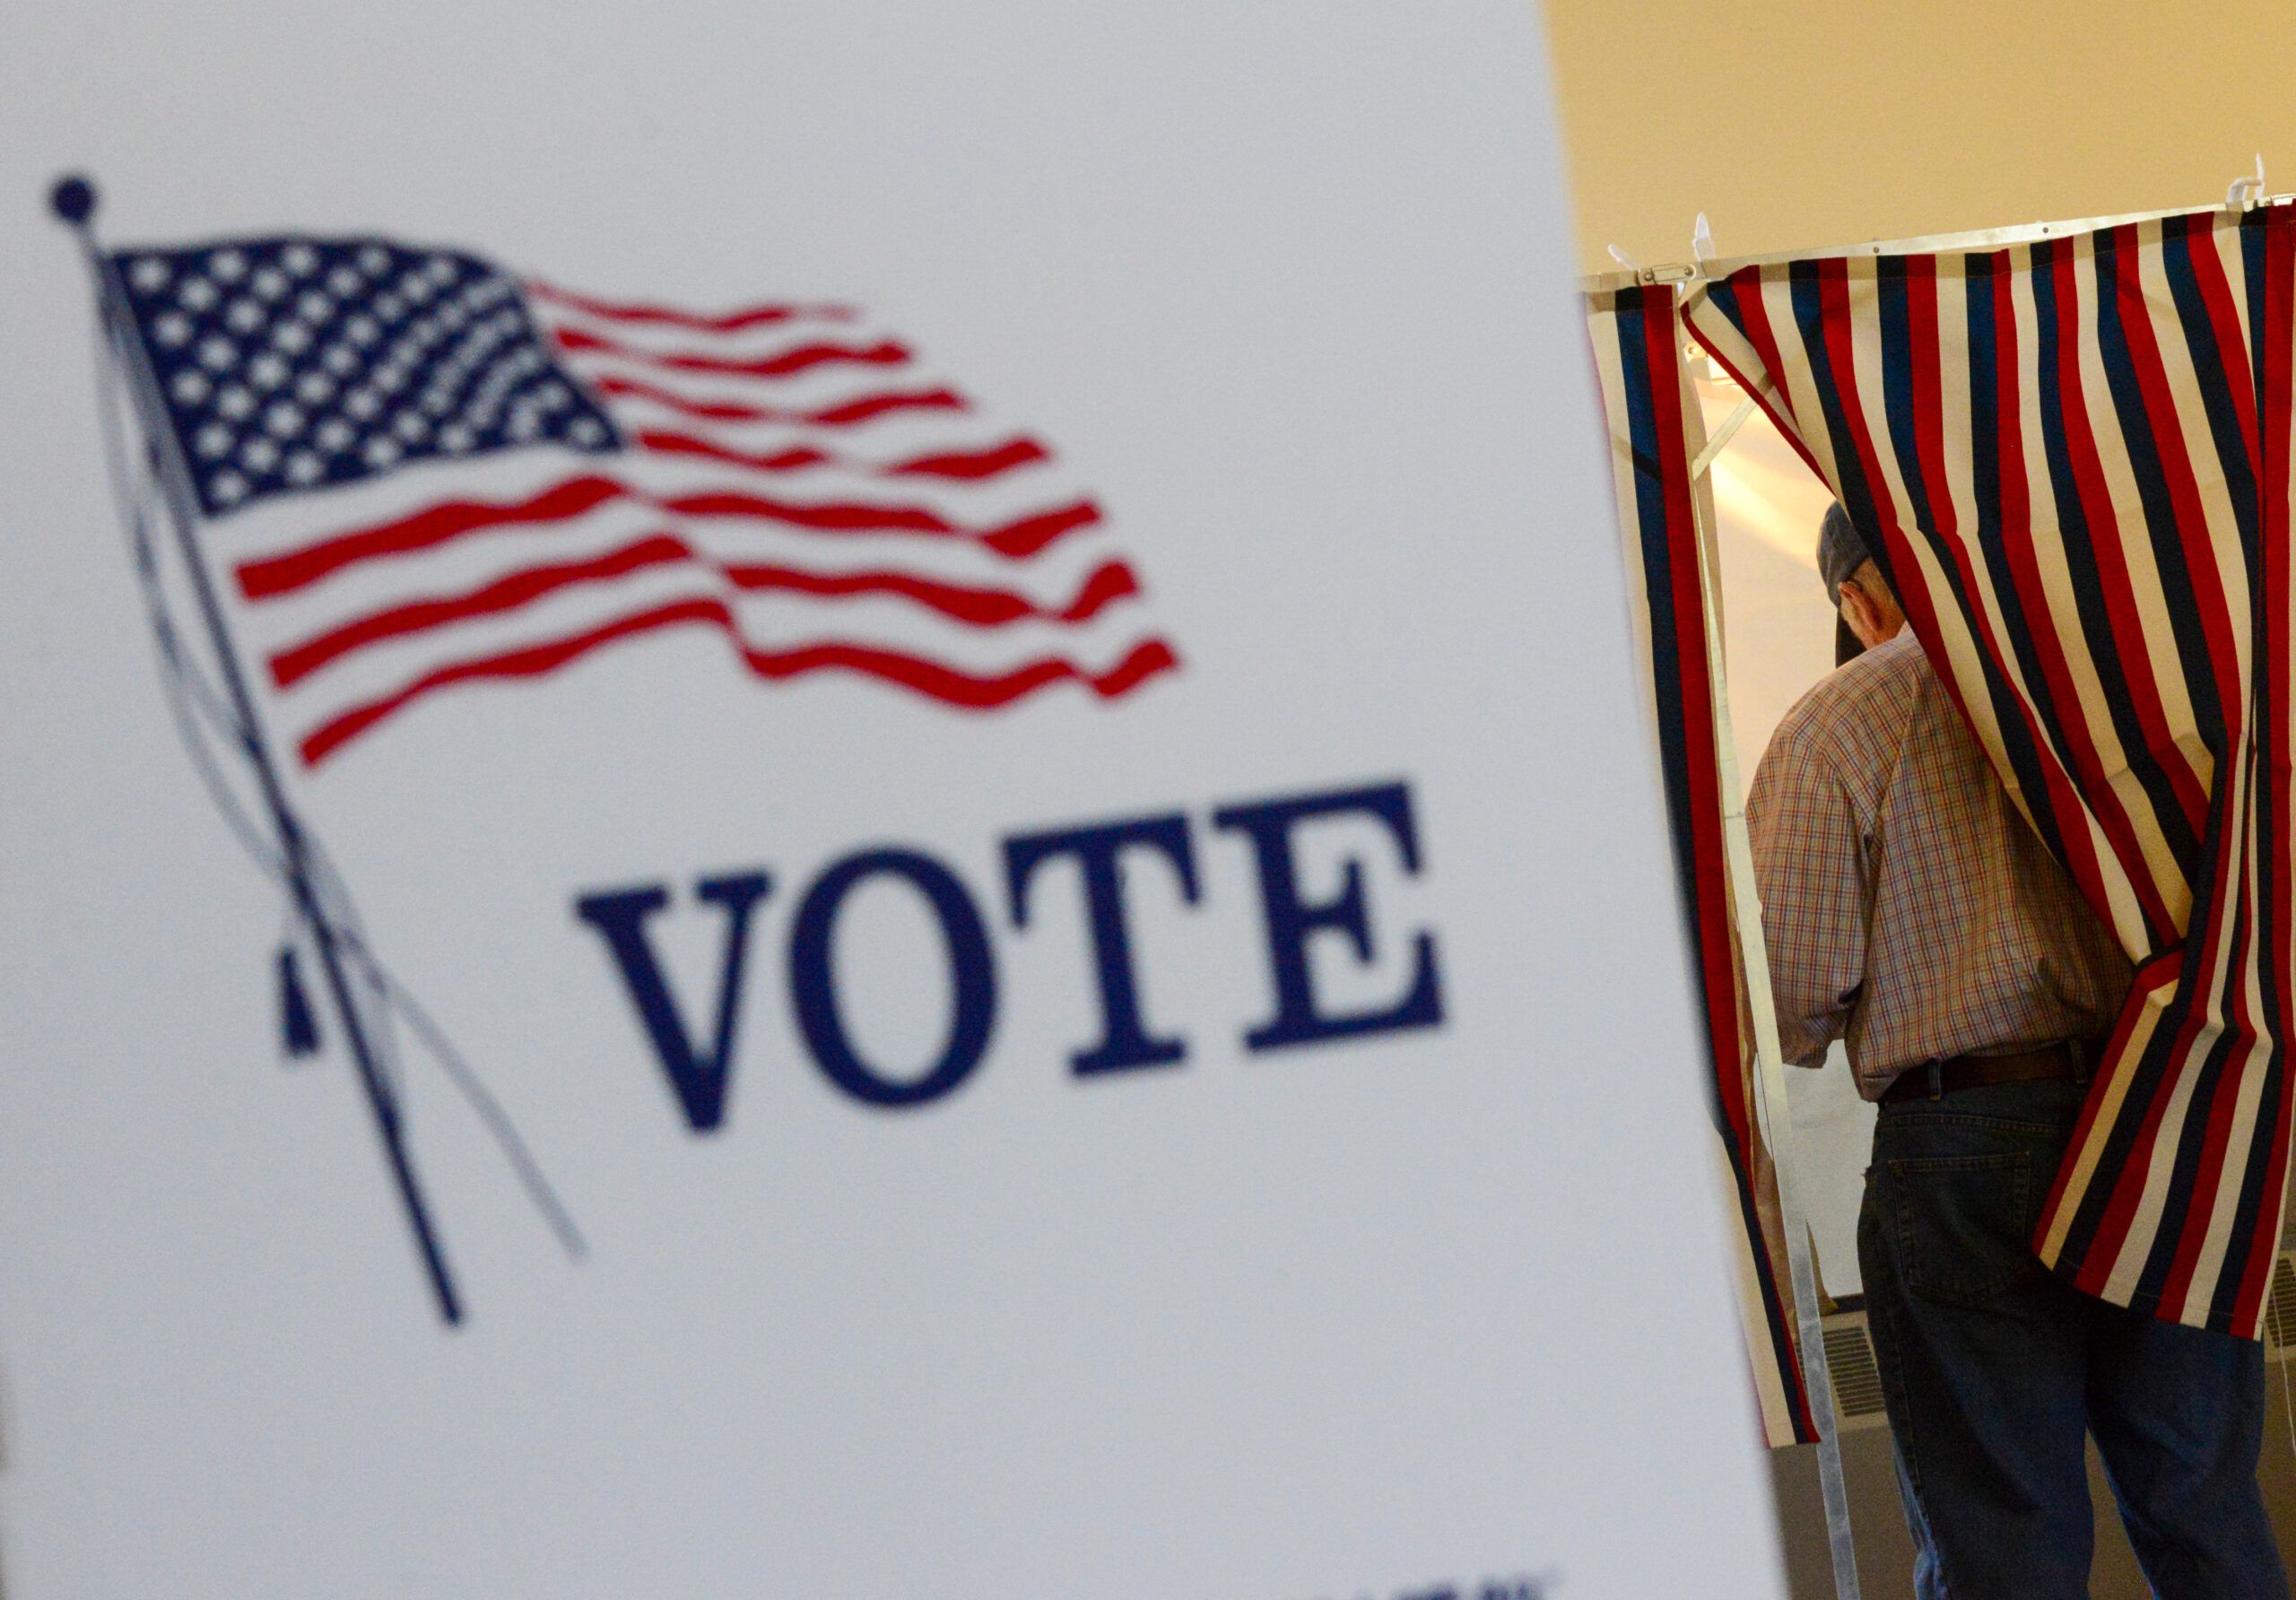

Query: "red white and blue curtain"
(1587, 283), (1821, 1446)
(1683, 205), (2295, 1339)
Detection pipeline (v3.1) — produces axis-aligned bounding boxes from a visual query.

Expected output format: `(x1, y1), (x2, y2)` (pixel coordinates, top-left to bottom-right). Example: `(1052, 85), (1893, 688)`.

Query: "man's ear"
(1838, 580), (1885, 649)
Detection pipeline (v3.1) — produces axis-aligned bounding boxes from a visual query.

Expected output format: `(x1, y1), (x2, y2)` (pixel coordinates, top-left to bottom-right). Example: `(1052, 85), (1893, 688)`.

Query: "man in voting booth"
(1745, 505), (2288, 1599)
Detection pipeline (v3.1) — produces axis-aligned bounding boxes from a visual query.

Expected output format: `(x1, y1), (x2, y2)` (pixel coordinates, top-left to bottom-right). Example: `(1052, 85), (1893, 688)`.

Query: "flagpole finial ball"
(48, 175), (97, 226)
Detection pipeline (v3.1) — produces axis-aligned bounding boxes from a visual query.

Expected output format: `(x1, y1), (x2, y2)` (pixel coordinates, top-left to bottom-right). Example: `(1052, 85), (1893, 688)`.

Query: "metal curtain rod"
(1578, 191), (2296, 294)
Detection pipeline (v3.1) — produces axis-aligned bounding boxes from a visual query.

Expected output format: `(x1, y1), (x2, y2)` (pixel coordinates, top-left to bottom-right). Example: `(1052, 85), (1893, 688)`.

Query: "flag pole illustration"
(56, 175), (483, 1323)
(56, 176), (1174, 1320)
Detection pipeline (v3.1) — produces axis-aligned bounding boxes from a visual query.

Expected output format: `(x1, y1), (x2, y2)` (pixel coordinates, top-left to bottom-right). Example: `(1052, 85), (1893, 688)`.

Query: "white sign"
(0, 4), (1783, 1596)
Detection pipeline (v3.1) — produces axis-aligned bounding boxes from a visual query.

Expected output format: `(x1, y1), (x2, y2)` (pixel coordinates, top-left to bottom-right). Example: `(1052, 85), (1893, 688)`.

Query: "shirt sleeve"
(1745, 722), (1869, 1068)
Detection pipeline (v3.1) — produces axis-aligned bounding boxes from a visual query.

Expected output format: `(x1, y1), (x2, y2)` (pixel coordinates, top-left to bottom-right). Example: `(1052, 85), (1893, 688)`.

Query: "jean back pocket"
(1887, 1151), (2041, 1308)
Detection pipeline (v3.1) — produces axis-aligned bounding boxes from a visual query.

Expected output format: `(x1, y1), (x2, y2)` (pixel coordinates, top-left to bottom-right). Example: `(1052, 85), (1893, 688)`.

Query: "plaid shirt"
(1746, 631), (2131, 1100)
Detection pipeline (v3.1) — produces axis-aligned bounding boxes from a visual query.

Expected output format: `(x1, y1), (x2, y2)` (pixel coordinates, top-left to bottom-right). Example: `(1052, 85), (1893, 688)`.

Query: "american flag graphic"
(108, 233), (1178, 768)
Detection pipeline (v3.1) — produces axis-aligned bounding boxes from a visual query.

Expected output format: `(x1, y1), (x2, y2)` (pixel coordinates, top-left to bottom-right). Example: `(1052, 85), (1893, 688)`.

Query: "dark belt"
(1878, 1039), (2100, 1106)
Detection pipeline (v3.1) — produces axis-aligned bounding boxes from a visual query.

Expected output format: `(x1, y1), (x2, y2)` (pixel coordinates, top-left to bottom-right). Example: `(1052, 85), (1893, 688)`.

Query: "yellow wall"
(1545, 0), (2296, 276)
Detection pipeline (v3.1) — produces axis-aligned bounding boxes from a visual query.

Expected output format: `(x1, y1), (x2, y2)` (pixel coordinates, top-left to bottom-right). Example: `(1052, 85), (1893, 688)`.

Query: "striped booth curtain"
(1587, 283), (1820, 1446)
(1683, 204), (2295, 1338)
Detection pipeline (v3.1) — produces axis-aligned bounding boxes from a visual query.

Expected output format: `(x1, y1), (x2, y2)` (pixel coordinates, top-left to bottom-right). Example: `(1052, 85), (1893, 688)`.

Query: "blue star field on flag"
(112, 237), (621, 516)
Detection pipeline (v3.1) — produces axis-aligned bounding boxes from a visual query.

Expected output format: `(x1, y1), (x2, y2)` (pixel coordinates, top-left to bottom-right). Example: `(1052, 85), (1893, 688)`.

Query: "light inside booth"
(1692, 358), (1872, 1303)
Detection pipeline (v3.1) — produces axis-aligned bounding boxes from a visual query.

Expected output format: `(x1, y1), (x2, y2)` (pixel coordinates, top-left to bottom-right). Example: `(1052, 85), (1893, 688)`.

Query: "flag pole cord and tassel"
(56, 173), (517, 1325)
(86, 343), (586, 1266)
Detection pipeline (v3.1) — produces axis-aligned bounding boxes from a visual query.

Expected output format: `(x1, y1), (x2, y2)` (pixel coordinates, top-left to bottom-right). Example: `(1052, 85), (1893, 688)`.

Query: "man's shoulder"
(1751, 634), (1938, 818)
(1764, 632), (1931, 775)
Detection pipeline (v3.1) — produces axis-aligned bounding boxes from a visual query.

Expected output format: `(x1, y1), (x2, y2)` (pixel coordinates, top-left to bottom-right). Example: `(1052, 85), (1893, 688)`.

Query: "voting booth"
(1589, 192), (2296, 1598)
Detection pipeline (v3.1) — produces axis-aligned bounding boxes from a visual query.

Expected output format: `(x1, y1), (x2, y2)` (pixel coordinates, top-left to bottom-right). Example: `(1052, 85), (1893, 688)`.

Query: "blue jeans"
(1859, 1077), (2290, 1599)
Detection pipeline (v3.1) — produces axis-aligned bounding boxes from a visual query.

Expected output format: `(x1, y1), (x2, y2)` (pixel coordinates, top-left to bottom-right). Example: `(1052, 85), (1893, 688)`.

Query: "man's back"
(1747, 630), (2129, 1098)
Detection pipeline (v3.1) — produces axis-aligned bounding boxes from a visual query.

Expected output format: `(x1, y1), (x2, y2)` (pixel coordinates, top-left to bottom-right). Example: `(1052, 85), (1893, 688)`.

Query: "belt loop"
(1926, 1057), (1943, 1100)
(2071, 1037), (2092, 1087)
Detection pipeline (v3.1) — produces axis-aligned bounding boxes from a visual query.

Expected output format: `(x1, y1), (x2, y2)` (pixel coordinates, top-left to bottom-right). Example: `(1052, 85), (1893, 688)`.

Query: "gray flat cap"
(1817, 501), (1871, 603)
(1819, 503), (1874, 665)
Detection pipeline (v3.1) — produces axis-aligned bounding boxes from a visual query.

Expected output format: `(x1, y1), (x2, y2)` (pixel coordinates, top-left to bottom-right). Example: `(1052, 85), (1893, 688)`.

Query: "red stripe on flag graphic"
(524, 278), (857, 332)
(268, 539), (1144, 690)
(592, 374), (970, 426)
(552, 324), (913, 380)
(300, 604), (1178, 767)
(631, 428), (1051, 482)
(236, 478), (1106, 599)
